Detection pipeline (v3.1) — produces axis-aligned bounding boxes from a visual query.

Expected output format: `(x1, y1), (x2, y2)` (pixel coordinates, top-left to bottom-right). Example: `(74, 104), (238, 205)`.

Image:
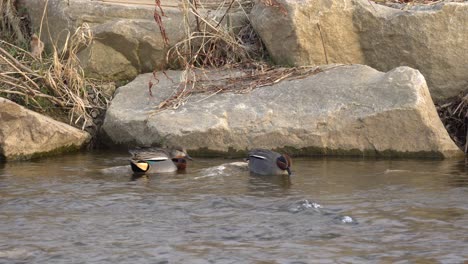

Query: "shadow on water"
(247, 173), (292, 195)
(127, 171), (188, 182)
(130, 173), (150, 182)
(446, 159), (468, 188)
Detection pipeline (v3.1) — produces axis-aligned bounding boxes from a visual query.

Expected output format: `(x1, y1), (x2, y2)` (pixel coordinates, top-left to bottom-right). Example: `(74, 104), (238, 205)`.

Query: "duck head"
(171, 157), (188, 170)
(276, 154), (292, 176)
(170, 146), (193, 160)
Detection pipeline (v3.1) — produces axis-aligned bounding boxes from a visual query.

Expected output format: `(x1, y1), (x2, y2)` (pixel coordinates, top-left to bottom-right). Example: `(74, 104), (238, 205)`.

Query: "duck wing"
(248, 149), (279, 160)
(129, 147), (170, 161)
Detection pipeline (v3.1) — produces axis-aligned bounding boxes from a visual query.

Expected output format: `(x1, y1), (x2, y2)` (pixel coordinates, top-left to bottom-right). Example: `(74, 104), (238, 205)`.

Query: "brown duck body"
(129, 147), (191, 173)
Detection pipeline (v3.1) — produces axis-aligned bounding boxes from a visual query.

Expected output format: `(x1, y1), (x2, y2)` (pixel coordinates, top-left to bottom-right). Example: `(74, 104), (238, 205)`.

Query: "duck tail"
(130, 159), (150, 173)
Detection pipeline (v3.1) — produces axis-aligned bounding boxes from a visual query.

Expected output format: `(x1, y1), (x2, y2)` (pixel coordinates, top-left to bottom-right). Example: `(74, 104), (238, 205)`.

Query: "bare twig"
(215, 0), (236, 28)
(317, 23), (329, 64)
(153, 0), (169, 46)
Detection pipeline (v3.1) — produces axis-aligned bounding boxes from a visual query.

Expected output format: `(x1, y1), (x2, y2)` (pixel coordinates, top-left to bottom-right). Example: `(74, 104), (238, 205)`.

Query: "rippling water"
(1, 151), (467, 263)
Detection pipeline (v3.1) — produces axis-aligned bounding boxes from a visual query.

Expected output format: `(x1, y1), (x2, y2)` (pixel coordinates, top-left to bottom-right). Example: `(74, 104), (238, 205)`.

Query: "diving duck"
(247, 149), (292, 176)
(129, 146), (192, 173)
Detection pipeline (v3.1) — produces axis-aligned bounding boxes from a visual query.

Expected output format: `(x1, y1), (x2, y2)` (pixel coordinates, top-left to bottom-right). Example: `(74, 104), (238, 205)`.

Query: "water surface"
(1, 151), (467, 263)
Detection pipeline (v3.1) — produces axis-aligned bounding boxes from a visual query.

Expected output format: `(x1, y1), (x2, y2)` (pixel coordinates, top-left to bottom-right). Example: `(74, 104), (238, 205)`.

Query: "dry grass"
(374, 0), (441, 3)
(437, 93), (468, 152)
(151, 65), (325, 114)
(166, 0), (262, 68)
(372, 0), (466, 7)
(0, 0), (27, 43)
(150, 0), (292, 112)
(0, 0), (112, 131)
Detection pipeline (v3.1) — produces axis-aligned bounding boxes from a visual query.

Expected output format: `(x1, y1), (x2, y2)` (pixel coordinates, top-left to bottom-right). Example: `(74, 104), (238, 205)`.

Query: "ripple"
(338, 216), (354, 224)
(99, 165), (132, 176)
(0, 246), (46, 263)
(196, 162), (248, 179)
(0, 248), (31, 259)
(0, 155), (467, 263)
(288, 199), (322, 213)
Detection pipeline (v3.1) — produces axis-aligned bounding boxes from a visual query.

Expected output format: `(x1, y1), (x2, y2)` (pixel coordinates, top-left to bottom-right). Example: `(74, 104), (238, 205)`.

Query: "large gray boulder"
(101, 65), (462, 158)
(250, 0), (468, 102)
(0, 98), (91, 161)
(19, 0), (247, 82)
(19, 0), (186, 81)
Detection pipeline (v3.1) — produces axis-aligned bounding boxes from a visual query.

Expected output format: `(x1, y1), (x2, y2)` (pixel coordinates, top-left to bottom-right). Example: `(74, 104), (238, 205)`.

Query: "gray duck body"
(248, 149), (291, 176)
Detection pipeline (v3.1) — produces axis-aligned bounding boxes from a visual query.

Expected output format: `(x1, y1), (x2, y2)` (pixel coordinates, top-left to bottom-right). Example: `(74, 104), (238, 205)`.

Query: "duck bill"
(185, 154), (193, 160)
(286, 167), (292, 176)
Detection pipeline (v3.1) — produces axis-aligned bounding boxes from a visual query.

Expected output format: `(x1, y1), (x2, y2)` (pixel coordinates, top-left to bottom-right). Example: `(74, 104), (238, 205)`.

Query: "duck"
(247, 149), (292, 176)
(129, 146), (192, 173)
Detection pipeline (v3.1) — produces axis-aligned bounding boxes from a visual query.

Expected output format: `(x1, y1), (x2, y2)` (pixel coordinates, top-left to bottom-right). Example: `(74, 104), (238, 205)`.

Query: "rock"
(101, 65), (462, 158)
(19, 0), (186, 81)
(0, 98), (91, 161)
(77, 41), (138, 81)
(19, 0), (248, 81)
(250, 0), (468, 102)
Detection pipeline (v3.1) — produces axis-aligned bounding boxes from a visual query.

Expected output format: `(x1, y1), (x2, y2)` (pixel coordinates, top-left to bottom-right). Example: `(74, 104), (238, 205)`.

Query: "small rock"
(0, 98), (90, 161)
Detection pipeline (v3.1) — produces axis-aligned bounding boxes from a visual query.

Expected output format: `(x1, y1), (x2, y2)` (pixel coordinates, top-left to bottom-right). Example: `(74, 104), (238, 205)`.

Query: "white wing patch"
(249, 155), (266, 160)
(146, 157), (169, 161)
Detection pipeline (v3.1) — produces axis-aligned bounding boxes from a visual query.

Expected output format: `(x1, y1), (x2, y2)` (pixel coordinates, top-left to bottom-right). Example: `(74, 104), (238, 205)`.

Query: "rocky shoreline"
(1, 0), (467, 160)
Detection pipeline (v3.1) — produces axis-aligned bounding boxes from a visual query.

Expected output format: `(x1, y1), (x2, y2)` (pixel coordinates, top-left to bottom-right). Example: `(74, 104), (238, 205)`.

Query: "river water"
(0, 151), (467, 263)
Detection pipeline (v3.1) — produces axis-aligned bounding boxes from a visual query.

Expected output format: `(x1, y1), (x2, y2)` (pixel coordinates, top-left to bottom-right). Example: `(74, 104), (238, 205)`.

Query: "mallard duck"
(247, 149), (292, 176)
(129, 146), (192, 173)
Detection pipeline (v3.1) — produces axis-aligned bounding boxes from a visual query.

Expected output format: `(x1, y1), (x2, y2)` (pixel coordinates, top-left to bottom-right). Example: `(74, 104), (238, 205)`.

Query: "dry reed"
(0, 0), (27, 43)
(150, 0), (298, 112)
(437, 93), (468, 152)
(372, 0), (465, 8)
(0, 22), (111, 130)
